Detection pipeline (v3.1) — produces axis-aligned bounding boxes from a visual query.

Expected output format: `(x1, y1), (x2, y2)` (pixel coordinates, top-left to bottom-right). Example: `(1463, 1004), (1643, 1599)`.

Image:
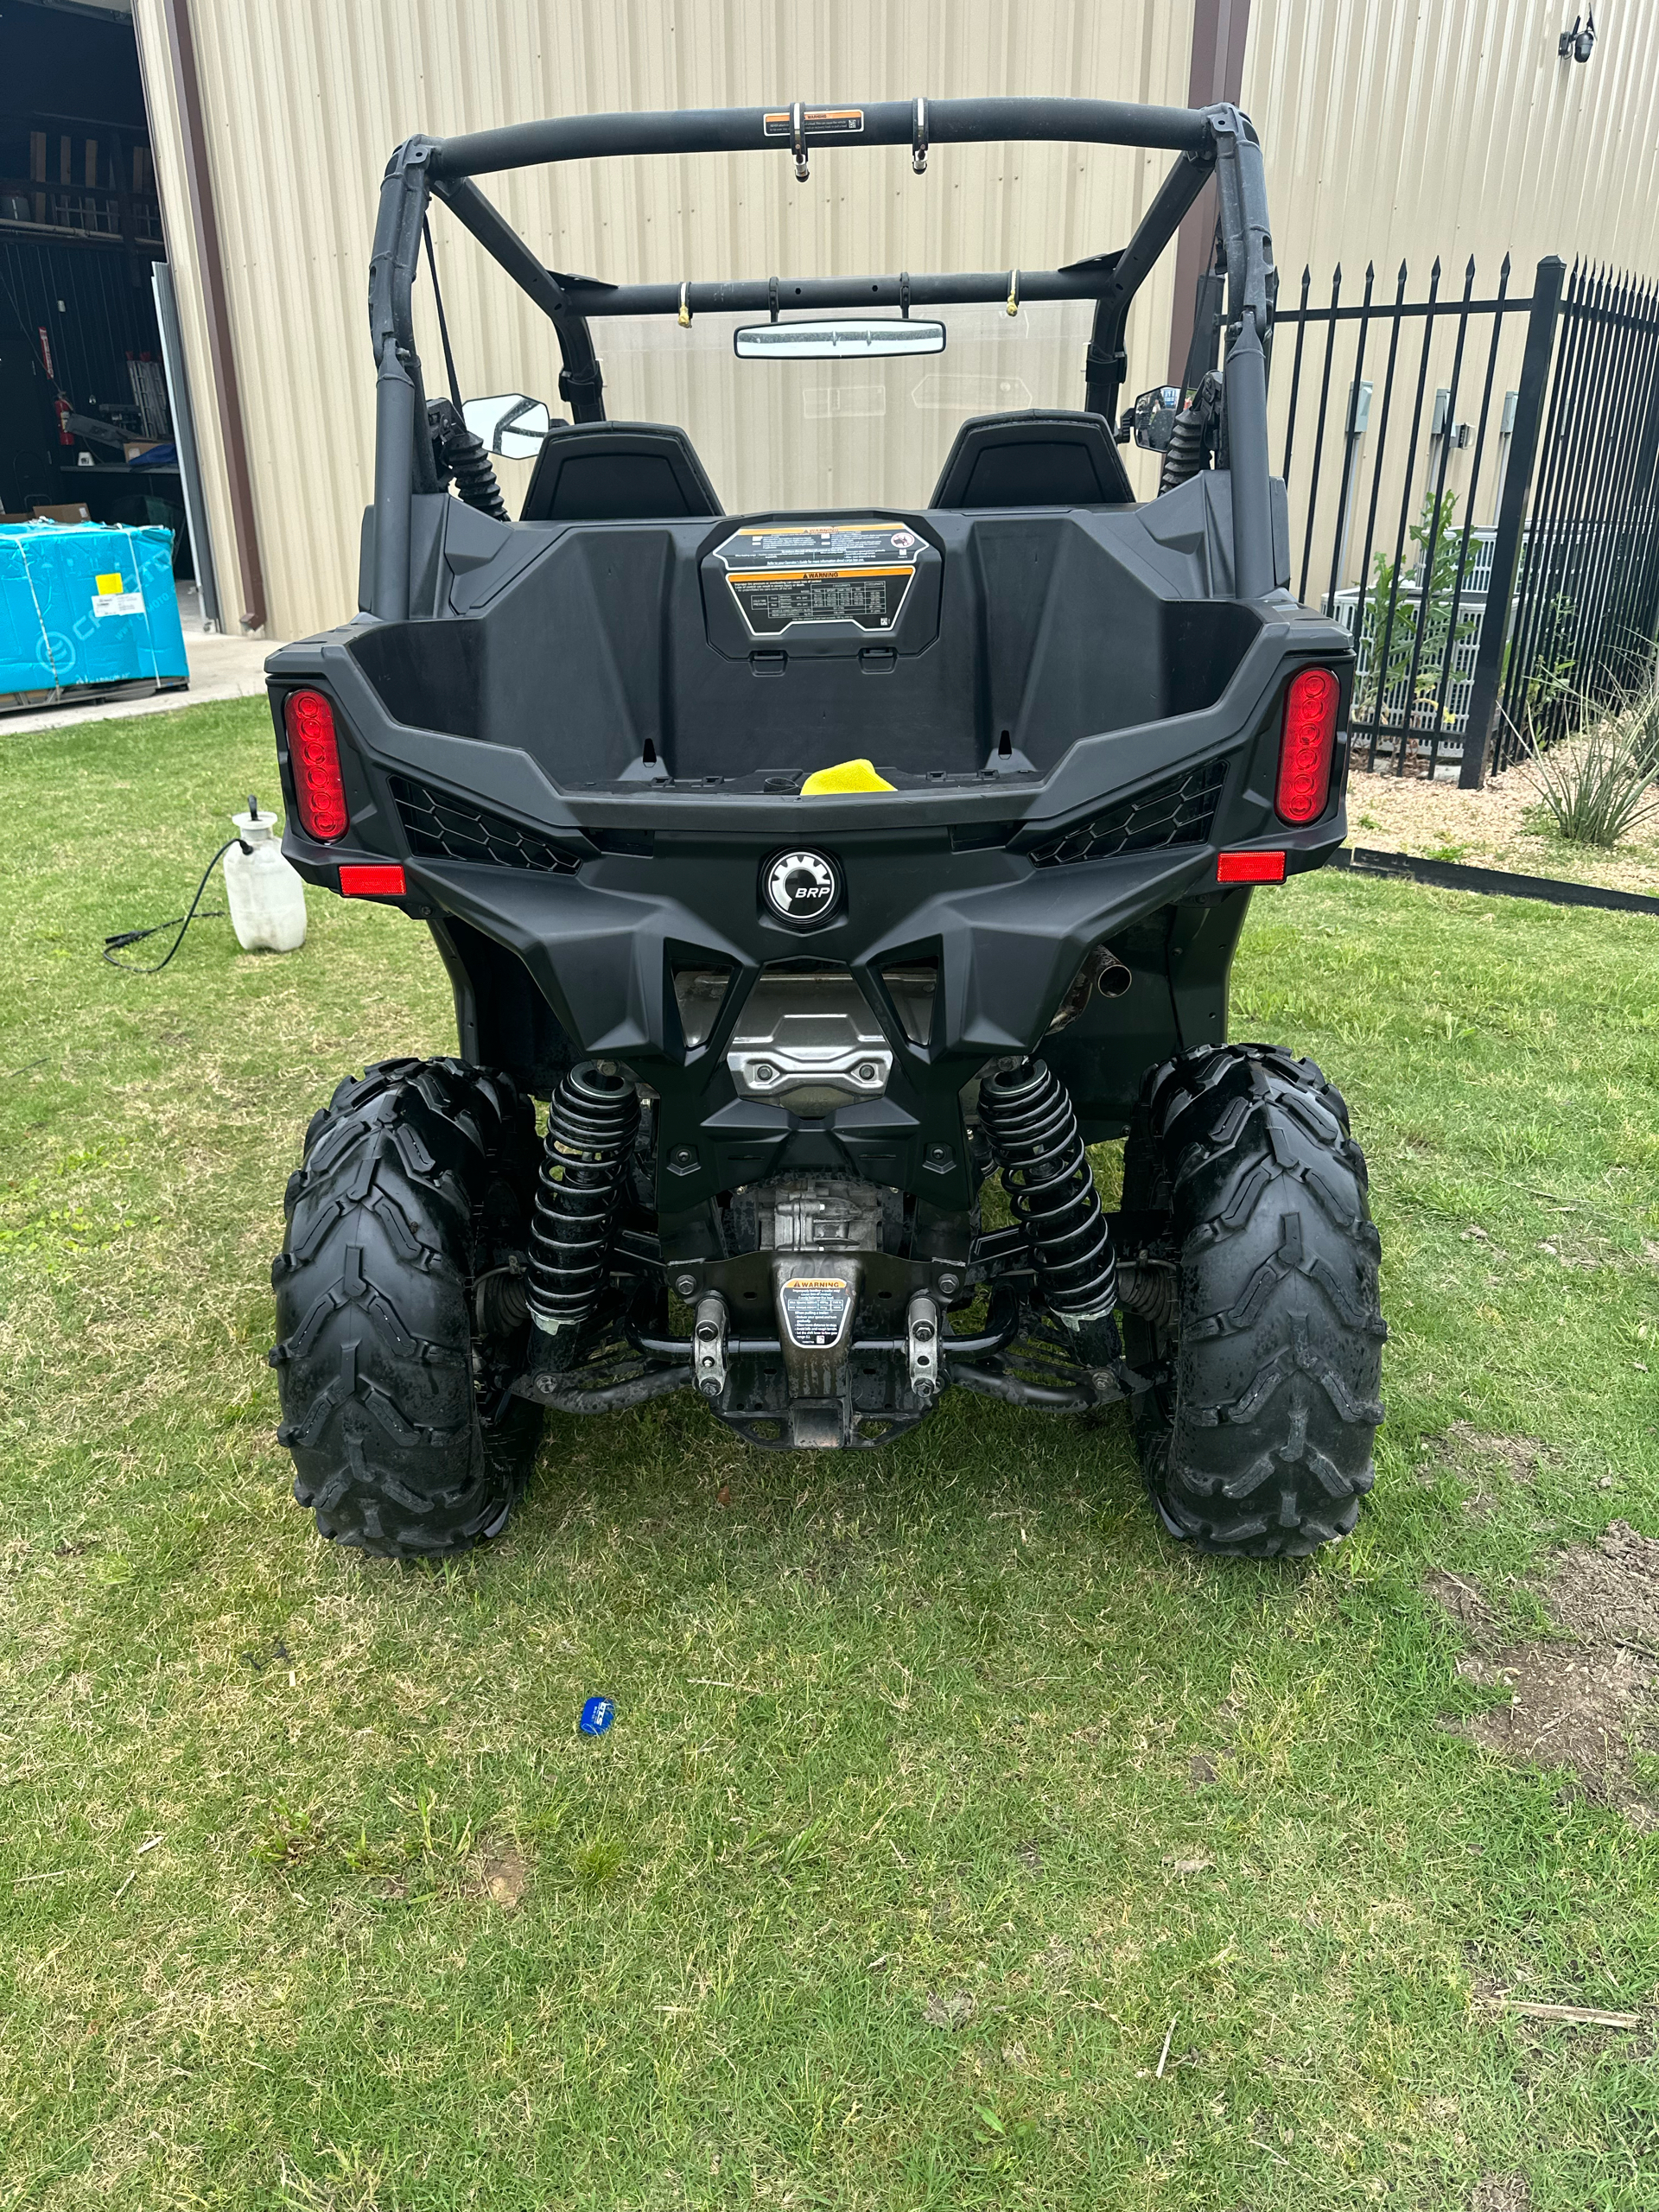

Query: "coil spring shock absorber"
(978, 1058), (1122, 1367)
(526, 1061), (639, 1370)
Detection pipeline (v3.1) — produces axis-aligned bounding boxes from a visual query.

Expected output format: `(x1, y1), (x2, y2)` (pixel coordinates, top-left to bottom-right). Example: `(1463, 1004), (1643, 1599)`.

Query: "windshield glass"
(493, 299), (1147, 515)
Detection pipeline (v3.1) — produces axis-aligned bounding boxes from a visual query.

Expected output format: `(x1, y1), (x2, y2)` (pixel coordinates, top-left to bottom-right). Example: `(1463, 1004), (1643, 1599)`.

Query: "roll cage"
(366, 95), (1279, 623)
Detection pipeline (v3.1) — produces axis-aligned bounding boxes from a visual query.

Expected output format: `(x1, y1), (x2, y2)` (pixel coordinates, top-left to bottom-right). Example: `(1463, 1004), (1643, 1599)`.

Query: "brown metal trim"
(1166, 0), (1252, 386)
(155, 0), (266, 630)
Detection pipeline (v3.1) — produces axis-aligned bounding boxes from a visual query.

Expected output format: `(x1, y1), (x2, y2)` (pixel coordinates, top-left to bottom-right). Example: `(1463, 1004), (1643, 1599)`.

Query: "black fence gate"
(1269, 254), (1659, 785)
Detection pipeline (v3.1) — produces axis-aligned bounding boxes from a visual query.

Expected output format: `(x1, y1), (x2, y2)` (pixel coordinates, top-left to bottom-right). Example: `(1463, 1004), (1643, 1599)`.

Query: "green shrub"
(1357, 491), (1480, 728)
(1527, 671), (1659, 847)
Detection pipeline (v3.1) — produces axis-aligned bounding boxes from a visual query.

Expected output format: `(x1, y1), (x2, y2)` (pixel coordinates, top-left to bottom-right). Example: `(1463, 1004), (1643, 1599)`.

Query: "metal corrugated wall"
(132, 0), (1659, 645)
(1246, 1), (1659, 613)
(130, 0), (1194, 641)
(1245, 0), (1659, 284)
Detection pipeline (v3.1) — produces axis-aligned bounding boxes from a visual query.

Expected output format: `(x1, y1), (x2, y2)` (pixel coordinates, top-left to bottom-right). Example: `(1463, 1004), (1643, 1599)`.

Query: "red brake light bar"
(1275, 665), (1341, 824)
(283, 688), (350, 842)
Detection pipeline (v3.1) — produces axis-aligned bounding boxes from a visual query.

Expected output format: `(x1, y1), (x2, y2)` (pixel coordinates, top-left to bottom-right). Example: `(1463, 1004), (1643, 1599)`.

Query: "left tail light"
(283, 689), (350, 842)
(1274, 666), (1341, 825)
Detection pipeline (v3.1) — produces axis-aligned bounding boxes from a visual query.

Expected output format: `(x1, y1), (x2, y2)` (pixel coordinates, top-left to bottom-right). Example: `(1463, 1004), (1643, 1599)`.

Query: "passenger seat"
(929, 409), (1135, 509)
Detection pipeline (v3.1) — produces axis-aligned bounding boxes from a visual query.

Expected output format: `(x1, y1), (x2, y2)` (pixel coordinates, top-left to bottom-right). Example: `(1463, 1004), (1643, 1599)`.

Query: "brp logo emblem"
(764, 849), (840, 926)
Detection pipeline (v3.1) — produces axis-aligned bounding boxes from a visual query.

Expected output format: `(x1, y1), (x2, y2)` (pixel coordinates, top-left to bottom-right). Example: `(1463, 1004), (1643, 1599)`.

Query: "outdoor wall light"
(1559, 10), (1596, 61)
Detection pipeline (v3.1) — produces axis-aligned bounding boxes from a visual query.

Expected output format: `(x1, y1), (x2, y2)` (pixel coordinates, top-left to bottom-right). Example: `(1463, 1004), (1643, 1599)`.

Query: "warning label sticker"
(779, 1274), (854, 1350)
(762, 107), (864, 138)
(714, 519), (918, 636)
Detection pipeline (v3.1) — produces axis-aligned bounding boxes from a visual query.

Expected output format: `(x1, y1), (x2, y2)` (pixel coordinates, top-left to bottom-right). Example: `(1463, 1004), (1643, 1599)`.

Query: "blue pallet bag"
(0, 530), (61, 696)
(0, 522), (188, 696)
(76, 524), (189, 688)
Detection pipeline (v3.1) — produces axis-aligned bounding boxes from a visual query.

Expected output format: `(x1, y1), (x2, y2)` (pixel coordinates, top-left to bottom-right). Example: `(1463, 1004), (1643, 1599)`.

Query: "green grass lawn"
(3, 698), (1657, 2212)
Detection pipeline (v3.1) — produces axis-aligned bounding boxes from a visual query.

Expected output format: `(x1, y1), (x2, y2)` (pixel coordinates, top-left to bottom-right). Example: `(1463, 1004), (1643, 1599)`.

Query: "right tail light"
(283, 689), (349, 842)
(1274, 666), (1341, 825)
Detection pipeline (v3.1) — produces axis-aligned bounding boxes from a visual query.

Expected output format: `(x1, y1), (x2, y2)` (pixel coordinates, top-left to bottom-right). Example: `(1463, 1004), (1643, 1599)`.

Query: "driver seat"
(521, 421), (723, 522)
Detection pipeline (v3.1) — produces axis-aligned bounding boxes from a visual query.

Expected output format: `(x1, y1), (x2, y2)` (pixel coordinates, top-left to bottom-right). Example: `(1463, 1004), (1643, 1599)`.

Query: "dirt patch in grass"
(1347, 755), (1659, 896)
(1433, 1522), (1659, 1822)
(1471, 2178), (1531, 2212)
(1424, 1423), (1553, 1518)
(475, 1840), (530, 1910)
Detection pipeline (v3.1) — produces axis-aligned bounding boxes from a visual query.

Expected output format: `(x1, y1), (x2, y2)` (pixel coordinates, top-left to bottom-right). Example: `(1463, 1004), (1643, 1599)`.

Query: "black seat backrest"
(520, 421), (723, 522)
(930, 409), (1135, 510)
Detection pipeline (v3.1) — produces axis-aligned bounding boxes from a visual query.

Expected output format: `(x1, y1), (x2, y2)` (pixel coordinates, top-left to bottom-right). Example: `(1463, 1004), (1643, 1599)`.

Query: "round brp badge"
(578, 1695), (615, 1737)
(764, 848), (840, 927)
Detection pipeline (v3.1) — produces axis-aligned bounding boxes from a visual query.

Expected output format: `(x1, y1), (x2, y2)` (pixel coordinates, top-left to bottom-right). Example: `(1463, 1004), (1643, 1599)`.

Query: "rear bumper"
(264, 605), (1351, 1202)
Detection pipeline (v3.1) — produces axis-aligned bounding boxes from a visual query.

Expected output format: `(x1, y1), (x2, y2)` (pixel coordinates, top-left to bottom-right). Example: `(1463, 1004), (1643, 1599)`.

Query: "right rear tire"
(1120, 1043), (1386, 1558)
(270, 1058), (543, 1560)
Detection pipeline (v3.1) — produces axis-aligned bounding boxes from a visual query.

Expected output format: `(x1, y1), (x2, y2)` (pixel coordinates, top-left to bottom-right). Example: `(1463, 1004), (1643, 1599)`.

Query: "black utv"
(265, 94), (1385, 1561)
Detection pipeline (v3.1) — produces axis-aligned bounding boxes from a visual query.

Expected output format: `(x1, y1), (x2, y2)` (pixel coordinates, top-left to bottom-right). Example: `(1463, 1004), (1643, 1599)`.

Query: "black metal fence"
(1269, 254), (1659, 784)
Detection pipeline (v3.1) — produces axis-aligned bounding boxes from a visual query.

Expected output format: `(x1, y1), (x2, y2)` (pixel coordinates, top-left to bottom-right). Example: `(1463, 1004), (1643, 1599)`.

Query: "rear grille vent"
(390, 777), (583, 874)
(1029, 759), (1227, 868)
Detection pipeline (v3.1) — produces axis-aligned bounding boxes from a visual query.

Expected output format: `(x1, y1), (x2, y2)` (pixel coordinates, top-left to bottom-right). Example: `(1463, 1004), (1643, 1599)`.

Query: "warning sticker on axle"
(714, 520), (918, 635)
(779, 1274), (854, 1350)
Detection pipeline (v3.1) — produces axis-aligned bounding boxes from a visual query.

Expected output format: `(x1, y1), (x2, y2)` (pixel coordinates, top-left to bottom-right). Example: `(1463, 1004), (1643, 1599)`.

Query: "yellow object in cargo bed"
(799, 757), (896, 795)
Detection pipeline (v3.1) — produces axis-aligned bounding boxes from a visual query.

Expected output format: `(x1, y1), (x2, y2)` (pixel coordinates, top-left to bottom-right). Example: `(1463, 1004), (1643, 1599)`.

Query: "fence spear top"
(1465, 254), (1477, 282)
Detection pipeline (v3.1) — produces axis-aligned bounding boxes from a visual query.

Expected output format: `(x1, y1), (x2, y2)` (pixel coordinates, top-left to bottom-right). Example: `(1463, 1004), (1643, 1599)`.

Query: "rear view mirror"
(461, 394), (553, 458)
(1129, 385), (1183, 451)
(734, 319), (946, 361)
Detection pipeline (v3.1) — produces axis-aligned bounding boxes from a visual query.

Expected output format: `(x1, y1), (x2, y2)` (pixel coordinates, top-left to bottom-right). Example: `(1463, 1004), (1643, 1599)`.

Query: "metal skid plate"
(726, 968), (893, 1117)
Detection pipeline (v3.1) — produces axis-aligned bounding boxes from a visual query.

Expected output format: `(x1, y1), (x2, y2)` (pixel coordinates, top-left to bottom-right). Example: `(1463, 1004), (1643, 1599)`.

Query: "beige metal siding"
(1244, 1), (1659, 609)
(1244, 0), (1659, 284)
(132, 0), (1194, 642)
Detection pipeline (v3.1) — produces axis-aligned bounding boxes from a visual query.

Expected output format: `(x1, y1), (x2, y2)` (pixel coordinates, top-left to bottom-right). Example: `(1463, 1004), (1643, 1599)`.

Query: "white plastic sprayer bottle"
(224, 796), (308, 953)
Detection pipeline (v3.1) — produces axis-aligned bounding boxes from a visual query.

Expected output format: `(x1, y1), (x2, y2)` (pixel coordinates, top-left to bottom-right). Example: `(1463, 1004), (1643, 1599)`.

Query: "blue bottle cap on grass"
(578, 1695), (615, 1737)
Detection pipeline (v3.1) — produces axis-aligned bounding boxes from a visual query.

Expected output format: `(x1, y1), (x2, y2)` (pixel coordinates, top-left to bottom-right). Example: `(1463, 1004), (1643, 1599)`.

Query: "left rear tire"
(269, 1057), (543, 1560)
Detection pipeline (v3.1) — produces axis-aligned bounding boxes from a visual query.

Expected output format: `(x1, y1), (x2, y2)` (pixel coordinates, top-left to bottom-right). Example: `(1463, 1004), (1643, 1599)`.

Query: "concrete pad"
(1, 581), (283, 736)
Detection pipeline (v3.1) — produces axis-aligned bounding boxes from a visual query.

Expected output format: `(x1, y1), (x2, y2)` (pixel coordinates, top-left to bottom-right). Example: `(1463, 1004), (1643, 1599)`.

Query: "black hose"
(102, 839), (238, 973)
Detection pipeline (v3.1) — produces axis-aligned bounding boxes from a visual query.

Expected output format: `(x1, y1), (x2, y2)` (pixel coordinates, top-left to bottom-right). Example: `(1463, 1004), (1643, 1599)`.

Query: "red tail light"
(283, 689), (349, 842)
(1275, 666), (1341, 824)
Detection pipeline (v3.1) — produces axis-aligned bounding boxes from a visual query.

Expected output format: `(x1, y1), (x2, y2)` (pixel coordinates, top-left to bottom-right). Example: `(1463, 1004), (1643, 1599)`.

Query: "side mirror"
(1128, 385), (1184, 452)
(461, 394), (553, 459)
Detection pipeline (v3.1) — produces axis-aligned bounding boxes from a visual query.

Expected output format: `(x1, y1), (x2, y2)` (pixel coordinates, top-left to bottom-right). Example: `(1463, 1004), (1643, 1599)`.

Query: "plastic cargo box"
(0, 522), (188, 701)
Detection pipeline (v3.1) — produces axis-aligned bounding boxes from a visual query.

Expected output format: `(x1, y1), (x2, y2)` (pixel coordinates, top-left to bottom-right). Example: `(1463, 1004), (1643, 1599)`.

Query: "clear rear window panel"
(489, 304), (1168, 516)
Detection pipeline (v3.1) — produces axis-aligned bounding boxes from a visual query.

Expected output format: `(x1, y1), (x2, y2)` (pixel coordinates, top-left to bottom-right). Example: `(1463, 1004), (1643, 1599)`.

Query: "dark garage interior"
(0, 0), (194, 578)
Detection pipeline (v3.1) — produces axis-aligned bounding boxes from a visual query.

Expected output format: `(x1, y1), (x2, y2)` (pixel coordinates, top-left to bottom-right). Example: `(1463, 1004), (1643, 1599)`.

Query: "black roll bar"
(428, 97), (1215, 179)
(366, 96), (1278, 621)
